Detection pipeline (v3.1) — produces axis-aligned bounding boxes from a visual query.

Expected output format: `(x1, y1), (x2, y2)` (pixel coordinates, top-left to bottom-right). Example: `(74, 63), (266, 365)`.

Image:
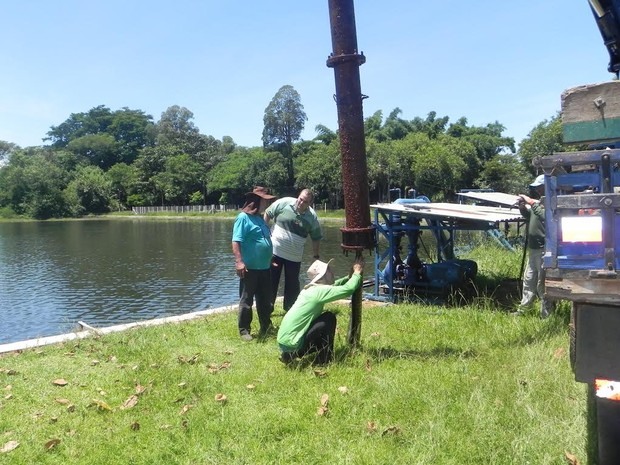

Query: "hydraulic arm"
(590, 0), (620, 74)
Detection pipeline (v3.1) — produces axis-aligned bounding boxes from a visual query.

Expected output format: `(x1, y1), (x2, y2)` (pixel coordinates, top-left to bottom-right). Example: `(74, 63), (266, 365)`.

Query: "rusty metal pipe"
(327, 0), (373, 345)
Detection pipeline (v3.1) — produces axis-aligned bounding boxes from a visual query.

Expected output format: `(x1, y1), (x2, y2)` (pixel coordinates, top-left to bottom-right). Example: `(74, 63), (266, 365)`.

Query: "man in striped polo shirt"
(264, 189), (323, 313)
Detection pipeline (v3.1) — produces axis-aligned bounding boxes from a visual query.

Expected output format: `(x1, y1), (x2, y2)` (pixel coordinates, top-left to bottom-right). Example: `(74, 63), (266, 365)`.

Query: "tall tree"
(64, 165), (113, 215)
(313, 124), (337, 145)
(108, 108), (156, 164)
(295, 141), (342, 208)
(207, 147), (288, 204)
(46, 105), (114, 147)
(0, 140), (18, 163)
(46, 105), (154, 166)
(410, 111), (450, 139)
(517, 114), (567, 175)
(156, 105), (201, 151)
(151, 154), (203, 205)
(0, 148), (72, 218)
(66, 133), (119, 170)
(106, 162), (139, 210)
(262, 85), (307, 187)
(477, 154), (529, 194)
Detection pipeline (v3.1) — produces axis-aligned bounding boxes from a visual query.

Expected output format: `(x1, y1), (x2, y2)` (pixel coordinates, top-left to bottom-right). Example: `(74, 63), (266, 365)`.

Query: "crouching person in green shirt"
(277, 258), (364, 365)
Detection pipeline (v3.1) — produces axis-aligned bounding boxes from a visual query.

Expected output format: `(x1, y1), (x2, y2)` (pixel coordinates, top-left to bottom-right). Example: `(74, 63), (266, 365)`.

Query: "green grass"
(0, 245), (588, 465)
(105, 209), (347, 221)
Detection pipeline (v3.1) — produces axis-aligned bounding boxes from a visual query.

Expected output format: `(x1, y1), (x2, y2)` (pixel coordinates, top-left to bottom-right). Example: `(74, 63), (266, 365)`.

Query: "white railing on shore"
(132, 205), (237, 214)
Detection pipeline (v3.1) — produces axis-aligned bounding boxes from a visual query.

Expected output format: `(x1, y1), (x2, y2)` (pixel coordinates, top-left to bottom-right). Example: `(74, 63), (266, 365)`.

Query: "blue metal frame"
(541, 149), (620, 274)
(372, 205), (460, 302)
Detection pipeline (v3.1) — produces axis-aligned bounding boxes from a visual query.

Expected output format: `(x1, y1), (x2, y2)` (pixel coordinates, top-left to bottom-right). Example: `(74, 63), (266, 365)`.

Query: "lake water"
(0, 217), (354, 344)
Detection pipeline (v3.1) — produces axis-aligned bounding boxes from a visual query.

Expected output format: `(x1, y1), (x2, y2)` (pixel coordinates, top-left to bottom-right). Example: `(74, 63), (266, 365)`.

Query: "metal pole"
(326, 0), (374, 346)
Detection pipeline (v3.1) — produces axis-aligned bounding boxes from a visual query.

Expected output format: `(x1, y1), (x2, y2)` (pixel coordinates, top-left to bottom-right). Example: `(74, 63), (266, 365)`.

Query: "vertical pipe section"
(326, 0), (374, 346)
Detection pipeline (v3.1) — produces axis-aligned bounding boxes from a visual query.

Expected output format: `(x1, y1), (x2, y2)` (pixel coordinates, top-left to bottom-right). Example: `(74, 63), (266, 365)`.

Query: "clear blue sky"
(0, 1), (613, 150)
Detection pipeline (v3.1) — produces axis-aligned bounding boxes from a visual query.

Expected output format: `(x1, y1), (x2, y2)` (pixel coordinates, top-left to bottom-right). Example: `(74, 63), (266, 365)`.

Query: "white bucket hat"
(306, 259), (335, 287)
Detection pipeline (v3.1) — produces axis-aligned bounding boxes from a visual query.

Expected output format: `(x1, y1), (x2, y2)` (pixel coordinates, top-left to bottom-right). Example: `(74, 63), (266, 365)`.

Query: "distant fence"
(132, 205), (238, 215)
(132, 202), (337, 215)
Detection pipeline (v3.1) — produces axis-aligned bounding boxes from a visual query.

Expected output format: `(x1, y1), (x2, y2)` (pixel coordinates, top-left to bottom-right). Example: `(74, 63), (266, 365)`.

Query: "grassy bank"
(107, 209), (347, 221)
(0, 245), (588, 464)
(1, 208), (347, 222)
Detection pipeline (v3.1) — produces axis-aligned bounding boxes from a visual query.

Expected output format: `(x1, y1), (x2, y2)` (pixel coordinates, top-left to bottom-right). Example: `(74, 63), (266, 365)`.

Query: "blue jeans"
(270, 255), (302, 312)
(238, 268), (272, 334)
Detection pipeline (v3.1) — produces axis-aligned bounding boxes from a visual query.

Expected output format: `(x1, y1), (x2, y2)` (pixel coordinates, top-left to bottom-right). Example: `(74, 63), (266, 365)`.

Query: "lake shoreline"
(0, 302), (238, 356)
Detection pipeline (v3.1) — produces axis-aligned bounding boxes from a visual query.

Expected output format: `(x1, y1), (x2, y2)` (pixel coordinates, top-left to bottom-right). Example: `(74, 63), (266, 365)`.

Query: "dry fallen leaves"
(317, 393), (329, 416)
(338, 386), (349, 394)
(178, 353), (200, 364)
(0, 441), (19, 453)
(366, 421), (378, 434)
(382, 426), (401, 436)
(121, 395), (139, 410)
(91, 399), (112, 412)
(180, 404), (193, 415)
(564, 451), (580, 465)
(208, 362), (231, 374)
(135, 384), (147, 395)
(214, 393), (228, 404)
(44, 438), (61, 451)
(52, 379), (68, 387)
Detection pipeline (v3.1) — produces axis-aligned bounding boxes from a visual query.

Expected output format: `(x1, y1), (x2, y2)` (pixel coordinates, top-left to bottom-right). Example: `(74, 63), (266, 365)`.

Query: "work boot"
(541, 300), (555, 319)
(280, 351), (297, 364)
(259, 324), (277, 338)
(314, 346), (334, 365)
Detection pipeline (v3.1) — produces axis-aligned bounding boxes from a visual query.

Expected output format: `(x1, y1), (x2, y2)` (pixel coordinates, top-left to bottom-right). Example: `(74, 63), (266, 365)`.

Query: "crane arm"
(590, 0), (620, 74)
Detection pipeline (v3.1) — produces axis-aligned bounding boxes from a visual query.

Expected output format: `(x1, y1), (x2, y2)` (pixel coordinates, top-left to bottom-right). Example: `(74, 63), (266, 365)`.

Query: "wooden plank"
(545, 277), (620, 304)
(561, 81), (620, 143)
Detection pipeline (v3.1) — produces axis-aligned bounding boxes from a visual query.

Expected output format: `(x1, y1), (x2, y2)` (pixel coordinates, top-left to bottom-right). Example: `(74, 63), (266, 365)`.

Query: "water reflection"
(0, 218), (351, 344)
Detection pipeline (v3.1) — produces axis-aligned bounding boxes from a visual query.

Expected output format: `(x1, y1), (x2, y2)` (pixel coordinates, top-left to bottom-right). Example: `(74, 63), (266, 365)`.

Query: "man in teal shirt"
(232, 187), (276, 341)
(277, 258), (364, 365)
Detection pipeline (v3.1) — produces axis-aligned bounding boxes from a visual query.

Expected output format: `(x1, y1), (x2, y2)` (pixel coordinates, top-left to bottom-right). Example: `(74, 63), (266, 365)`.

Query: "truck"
(535, 2), (620, 462)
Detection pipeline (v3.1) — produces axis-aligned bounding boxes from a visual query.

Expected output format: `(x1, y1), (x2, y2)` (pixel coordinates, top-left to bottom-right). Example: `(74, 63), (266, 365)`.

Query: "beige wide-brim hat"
(306, 259), (334, 287)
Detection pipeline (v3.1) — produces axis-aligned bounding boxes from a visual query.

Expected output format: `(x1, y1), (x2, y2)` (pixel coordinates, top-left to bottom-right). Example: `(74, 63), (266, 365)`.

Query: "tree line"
(0, 84), (573, 219)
